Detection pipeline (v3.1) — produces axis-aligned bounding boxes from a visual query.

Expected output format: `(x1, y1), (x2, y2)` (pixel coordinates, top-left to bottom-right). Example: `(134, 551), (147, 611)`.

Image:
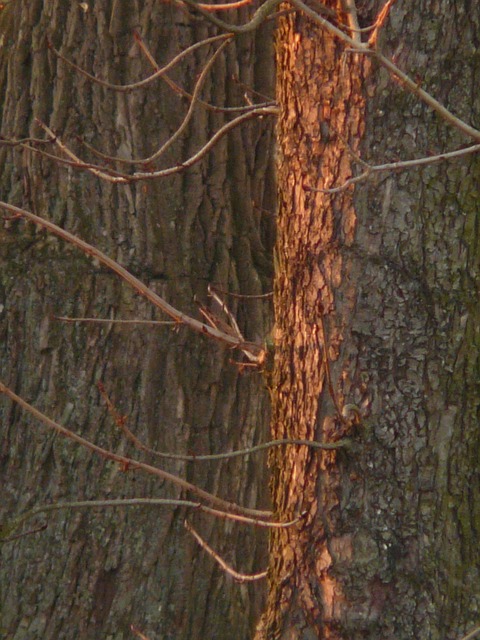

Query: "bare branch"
(180, 0), (282, 34)
(98, 380), (351, 463)
(193, 0), (255, 11)
(340, 0), (361, 44)
(1, 498), (299, 545)
(209, 285), (274, 300)
(288, 0), (480, 142)
(368, 0), (398, 48)
(78, 39), (231, 167)
(130, 625), (150, 640)
(30, 105), (276, 183)
(184, 520), (268, 582)
(0, 381), (272, 520)
(459, 626), (480, 640)
(54, 315), (176, 326)
(133, 29), (274, 113)
(1, 201), (265, 359)
(48, 34), (231, 94)
(305, 143), (480, 194)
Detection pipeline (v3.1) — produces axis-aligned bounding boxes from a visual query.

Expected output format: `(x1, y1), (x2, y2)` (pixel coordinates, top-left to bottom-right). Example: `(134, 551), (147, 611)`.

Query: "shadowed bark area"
(0, 1), (275, 638)
(259, 0), (480, 638)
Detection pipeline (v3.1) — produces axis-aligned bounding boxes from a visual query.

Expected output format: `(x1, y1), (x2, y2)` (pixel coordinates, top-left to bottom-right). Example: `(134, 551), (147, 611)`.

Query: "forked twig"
(0, 497), (300, 544)
(1, 201), (265, 360)
(30, 105), (276, 183)
(48, 34), (231, 94)
(0, 380), (271, 520)
(304, 143), (480, 194)
(79, 39), (230, 167)
(133, 29), (274, 114)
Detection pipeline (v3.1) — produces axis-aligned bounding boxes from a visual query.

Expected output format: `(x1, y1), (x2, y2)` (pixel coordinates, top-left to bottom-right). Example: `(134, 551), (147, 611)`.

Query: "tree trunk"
(0, 1), (275, 638)
(259, 1), (480, 638)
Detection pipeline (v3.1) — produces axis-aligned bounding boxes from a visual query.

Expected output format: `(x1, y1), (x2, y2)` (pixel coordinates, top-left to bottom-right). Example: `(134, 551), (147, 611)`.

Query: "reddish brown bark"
(257, 3), (367, 637)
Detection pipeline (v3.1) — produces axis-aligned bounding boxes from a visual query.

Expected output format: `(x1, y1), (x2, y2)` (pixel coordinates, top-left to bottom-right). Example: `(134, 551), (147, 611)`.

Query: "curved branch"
(305, 143), (480, 194)
(0, 201), (265, 359)
(0, 381), (272, 520)
(289, 0), (480, 142)
(180, 0), (282, 34)
(184, 520), (268, 582)
(32, 106), (277, 183)
(0, 498), (298, 544)
(49, 34), (231, 94)
(133, 29), (274, 114)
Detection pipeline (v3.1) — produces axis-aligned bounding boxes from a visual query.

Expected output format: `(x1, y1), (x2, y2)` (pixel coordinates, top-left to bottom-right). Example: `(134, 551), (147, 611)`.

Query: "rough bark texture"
(0, 2), (275, 639)
(259, 1), (480, 638)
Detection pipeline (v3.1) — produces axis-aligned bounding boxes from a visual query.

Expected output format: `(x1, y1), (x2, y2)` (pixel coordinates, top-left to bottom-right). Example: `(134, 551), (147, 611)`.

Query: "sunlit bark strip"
(256, 0), (367, 636)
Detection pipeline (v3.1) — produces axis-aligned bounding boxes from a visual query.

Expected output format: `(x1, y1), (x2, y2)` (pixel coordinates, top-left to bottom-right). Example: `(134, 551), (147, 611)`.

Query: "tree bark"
(0, 1), (275, 638)
(259, 1), (480, 638)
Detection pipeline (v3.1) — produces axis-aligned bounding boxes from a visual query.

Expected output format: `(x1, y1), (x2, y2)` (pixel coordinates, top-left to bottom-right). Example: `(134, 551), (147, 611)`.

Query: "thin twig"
(99, 383), (351, 461)
(85, 39), (230, 166)
(48, 34), (231, 94)
(459, 626), (480, 640)
(133, 29), (274, 114)
(184, 520), (268, 582)
(0, 522), (47, 543)
(55, 316), (176, 326)
(0, 135), (54, 148)
(209, 285), (274, 300)
(1, 201), (265, 360)
(128, 435), (351, 462)
(130, 625), (150, 640)
(368, 0), (398, 48)
(319, 314), (346, 421)
(180, 0), (282, 34)
(193, 0), (255, 11)
(31, 105), (277, 183)
(0, 498), (299, 544)
(0, 381), (272, 519)
(305, 143), (480, 194)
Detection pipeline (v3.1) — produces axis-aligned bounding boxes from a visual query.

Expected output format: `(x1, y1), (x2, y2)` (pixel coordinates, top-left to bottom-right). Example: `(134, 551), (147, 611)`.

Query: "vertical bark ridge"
(258, 3), (367, 637)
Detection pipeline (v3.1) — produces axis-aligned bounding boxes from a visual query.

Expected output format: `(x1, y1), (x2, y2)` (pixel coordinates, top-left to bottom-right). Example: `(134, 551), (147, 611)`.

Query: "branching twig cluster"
(2, 0), (480, 594)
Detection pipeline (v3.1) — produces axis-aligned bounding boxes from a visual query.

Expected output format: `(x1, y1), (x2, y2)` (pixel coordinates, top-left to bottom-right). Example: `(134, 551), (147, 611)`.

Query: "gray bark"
(0, 1), (275, 638)
(259, 0), (480, 637)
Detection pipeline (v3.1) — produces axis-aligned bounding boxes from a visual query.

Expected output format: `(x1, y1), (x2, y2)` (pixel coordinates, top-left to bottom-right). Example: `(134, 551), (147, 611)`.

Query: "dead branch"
(304, 143), (480, 194)
(55, 316), (176, 326)
(0, 201), (265, 360)
(48, 34), (231, 94)
(133, 29), (274, 114)
(184, 520), (268, 582)
(28, 105), (276, 183)
(0, 497), (300, 544)
(0, 380), (272, 520)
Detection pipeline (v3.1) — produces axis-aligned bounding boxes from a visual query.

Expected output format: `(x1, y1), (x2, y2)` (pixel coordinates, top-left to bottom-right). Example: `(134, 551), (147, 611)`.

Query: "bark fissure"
(258, 4), (367, 637)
